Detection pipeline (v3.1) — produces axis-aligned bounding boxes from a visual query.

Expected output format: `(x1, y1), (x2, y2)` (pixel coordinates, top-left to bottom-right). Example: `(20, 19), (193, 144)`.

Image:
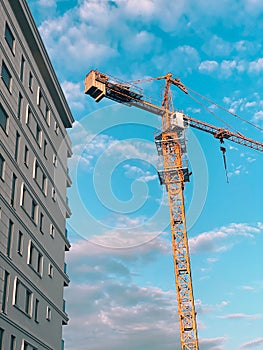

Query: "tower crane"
(84, 70), (263, 350)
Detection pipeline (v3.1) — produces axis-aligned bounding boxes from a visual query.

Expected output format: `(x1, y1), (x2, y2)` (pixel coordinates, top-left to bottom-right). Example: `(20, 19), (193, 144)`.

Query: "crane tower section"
(85, 70), (199, 349)
(155, 115), (198, 349)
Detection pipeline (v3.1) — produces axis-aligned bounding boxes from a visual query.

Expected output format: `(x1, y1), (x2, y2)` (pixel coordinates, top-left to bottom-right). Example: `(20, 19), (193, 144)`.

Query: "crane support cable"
(187, 92), (241, 135)
(186, 85), (263, 132)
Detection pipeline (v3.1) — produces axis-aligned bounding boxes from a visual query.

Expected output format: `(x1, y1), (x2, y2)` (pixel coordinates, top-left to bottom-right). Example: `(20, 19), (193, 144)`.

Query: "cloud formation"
(64, 235), (179, 350)
(189, 222), (262, 254)
(240, 337), (263, 349)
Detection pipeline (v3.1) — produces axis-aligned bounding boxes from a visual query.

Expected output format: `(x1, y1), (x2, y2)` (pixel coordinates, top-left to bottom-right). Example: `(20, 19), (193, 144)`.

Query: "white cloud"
(245, 0), (263, 13)
(69, 123), (114, 171)
(202, 35), (232, 57)
(240, 337), (263, 349)
(68, 228), (170, 256)
(253, 110), (263, 122)
(61, 81), (85, 111)
(218, 300), (229, 308)
(39, 11), (118, 74)
(221, 60), (238, 78)
(189, 223), (262, 254)
(245, 101), (257, 108)
(240, 285), (255, 291)
(153, 45), (200, 73)
(248, 58), (263, 73)
(38, 0), (55, 7)
(218, 313), (262, 320)
(68, 120), (158, 173)
(199, 60), (219, 73)
(123, 164), (158, 182)
(200, 57), (263, 79)
(64, 234), (179, 350)
(65, 281), (180, 350)
(207, 257), (218, 263)
(199, 336), (227, 350)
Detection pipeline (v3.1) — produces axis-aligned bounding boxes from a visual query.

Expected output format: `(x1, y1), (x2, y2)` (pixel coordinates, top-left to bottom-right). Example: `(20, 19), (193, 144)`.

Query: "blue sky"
(27, 1), (263, 349)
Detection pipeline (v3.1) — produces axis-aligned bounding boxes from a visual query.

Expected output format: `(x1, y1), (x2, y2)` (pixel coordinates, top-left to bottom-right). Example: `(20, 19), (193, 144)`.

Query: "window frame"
(20, 55), (25, 81)
(1, 61), (12, 91)
(4, 22), (15, 53)
(29, 72), (33, 91)
(1, 271), (10, 314)
(0, 102), (9, 133)
(13, 278), (33, 317)
(17, 231), (24, 256)
(10, 173), (17, 207)
(0, 154), (5, 180)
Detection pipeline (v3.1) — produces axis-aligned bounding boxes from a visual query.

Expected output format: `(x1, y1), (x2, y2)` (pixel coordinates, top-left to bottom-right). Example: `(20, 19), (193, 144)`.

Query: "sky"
(27, 1), (263, 349)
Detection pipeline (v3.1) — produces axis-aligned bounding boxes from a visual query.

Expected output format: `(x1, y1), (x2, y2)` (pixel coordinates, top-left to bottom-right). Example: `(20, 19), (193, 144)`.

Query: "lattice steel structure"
(84, 69), (263, 350)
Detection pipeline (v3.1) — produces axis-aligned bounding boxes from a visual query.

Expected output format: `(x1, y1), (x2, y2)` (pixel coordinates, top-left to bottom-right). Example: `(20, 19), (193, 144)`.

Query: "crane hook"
(220, 144), (229, 184)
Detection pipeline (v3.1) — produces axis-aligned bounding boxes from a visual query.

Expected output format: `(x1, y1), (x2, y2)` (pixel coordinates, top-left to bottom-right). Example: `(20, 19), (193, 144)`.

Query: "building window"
(1, 61), (12, 91)
(51, 187), (56, 202)
(50, 224), (55, 238)
(4, 23), (15, 53)
(39, 213), (44, 233)
(43, 140), (47, 158)
(31, 200), (38, 222)
(28, 241), (43, 276)
(45, 107), (50, 126)
(23, 340), (37, 350)
(10, 173), (17, 207)
(37, 87), (47, 116)
(24, 146), (29, 167)
(36, 123), (42, 147)
(17, 93), (23, 120)
(14, 278), (33, 317)
(20, 185), (38, 224)
(0, 328), (4, 350)
(29, 72), (33, 91)
(0, 154), (5, 180)
(37, 87), (41, 106)
(64, 262), (67, 274)
(17, 231), (23, 255)
(54, 121), (59, 135)
(52, 154), (57, 167)
(48, 263), (54, 278)
(1, 270), (10, 314)
(20, 184), (25, 207)
(25, 289), (31, 315)
(34, 299), (39, 323)
(0, 103), (8, 132)
(14, 131), (20, 161)
(34, 160), (47, 195)
(20, 55), (25, 81)
(7, 220), (13, 258)
(46, 306), (51, 321)
(10, 335), (16, 350)
(25, 105), (31, 125)
(41, 174), (47, 195)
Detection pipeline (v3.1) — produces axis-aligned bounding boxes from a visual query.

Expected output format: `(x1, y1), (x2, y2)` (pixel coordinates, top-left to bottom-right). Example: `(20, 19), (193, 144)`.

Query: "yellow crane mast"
(84, 70), (263, 350)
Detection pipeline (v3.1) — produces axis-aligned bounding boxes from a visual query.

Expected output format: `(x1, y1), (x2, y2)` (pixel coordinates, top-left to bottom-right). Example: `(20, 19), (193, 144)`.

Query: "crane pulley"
(84, 69), (263, 350)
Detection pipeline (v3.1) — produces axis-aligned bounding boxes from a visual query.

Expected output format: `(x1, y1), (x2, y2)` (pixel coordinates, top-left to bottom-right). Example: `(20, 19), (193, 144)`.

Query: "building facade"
(0, 0), (74, 349)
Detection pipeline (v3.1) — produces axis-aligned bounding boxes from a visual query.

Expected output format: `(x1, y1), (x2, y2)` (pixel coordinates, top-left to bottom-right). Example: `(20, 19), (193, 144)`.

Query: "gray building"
(0, 0), (74, 349)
